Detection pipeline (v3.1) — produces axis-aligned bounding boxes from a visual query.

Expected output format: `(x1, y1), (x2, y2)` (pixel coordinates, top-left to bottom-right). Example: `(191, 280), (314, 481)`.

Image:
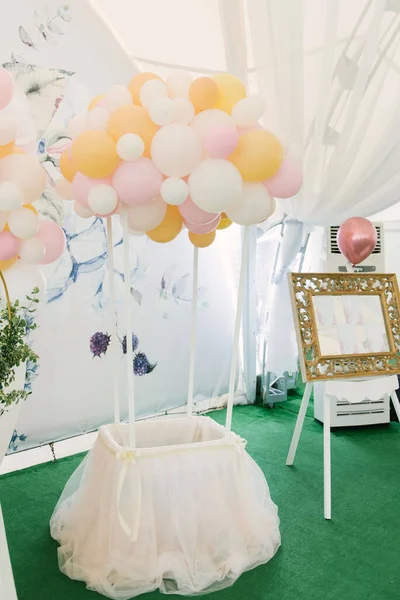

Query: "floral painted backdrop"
(1, 0), (240, 452)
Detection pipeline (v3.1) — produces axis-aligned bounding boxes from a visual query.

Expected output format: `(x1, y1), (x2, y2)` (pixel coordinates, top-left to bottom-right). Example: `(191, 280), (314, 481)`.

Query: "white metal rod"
(187, 245), (199, 418)
(106, 216), (120, 424)
(286, 382), (313, 465)
(323, 393), (332, 520)
(225, 226), (250, 432)
(121, 206), (136, 448)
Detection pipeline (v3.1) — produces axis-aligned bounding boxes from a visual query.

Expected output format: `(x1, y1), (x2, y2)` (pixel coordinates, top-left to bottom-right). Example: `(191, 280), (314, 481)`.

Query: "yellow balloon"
(128, 72), (163, 105)
(229, 129), (283, 181)
(217, 214), (232, 230)
(107, 105), (158, 157)
(212, 73), (246, 114)
(147, 205), (182, 243)
(189, 77), (219, 113)
(11, 147), (25, 155)
(59, 149), (78, 182)
(88, 94), (104, 111)
(0, 256), (18, 271)
(0, 141), (15, 159)
(24, 204), (38, 215)
(71, 131), (120, 179)
(189, 230), (216, 248)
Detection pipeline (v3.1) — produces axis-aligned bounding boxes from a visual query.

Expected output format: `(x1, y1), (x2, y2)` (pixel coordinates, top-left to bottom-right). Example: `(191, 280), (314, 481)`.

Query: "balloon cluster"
(59, 71), (303, 248)
(0, 67), (65, 271)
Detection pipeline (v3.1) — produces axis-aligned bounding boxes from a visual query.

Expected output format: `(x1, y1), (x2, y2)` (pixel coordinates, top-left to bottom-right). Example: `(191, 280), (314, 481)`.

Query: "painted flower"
(90, 331), (111, 357)
(121, 334), (139, 355)
(133, 352), (157, 376)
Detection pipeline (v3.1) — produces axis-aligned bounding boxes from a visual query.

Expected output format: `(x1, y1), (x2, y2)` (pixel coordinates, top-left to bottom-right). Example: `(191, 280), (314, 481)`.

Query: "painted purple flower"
(133, 352), (157, 376)
(121, 334), (139, 355)
(90, 332), (111, 357)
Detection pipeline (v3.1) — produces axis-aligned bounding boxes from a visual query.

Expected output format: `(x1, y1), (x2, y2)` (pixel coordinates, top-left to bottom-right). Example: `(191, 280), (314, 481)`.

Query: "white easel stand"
(0, 505), (18, 600)
(286, 376), (400, 520)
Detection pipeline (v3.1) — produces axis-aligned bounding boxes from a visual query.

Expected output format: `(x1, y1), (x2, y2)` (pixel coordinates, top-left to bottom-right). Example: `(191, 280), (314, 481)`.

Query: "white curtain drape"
(245, 0), (400, 375)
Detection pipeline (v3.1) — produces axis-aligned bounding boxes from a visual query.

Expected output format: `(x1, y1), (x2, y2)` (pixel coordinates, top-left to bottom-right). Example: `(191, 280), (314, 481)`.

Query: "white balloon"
(191, 109), (236, 140)
(188, 159), (243, 213)
(227, 182), (275, 226)
(2, 91), (37, 146)
(231, 95), (266, 127)
(116, 133), (144, 161)
(160, 177), (188, 206)
(151, 123), (202, 177)
(149, 97), (174, 126)
(88, 184), (118, 216)
(86, 107), (110, 131)
(128, 228), (145, 237)
(139, 79), (168, 108)
(8, 207), (39, 239)
(102, 85), (132, 111)
(0, 263), (47, 303)
(0, 114), (17, 145)
(19, 237), (45, 263)
(166, 71), (193, 98)
(173, 98), (195, 125)
(67, 115), (87, 139)
(127, 196), (167, 232)
(0, 211), (7, 232)
(0, 181), (23, 210)
(74, 201), (94, 219)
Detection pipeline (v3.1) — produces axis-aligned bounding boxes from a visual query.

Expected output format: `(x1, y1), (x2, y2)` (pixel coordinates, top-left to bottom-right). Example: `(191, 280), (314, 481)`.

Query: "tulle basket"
(50, 416), (280, 598)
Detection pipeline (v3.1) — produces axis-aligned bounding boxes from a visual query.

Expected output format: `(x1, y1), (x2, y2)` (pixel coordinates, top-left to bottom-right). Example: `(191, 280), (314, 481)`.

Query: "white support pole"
(187, 246), (199, 418)
(226, 226), (250, 432)
(106, 216), (120, 424)
(390, 391), (400, 423)
(286, 382), (313, 465)
(323, 392), (332, 520)
(121, 205), (136, 448)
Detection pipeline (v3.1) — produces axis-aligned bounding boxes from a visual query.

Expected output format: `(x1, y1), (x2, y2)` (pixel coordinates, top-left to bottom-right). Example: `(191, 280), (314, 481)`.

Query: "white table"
(0, 505), (17, 600)
(286, 375), (400, 520)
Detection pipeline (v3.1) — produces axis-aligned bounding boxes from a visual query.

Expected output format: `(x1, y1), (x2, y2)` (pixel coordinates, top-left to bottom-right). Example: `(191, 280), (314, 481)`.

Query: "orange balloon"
(128, 72), (163, 105)
(189, 77), (219, 112)
(88, 94), (104, 111)
(217, 214), (232, 230)
(24, 204), (38, 215)
(189, 230), (216, 248)
(59, 149), (78, 182)
(147, 205), (182, 243)
(229, 129), (283, 181)
(107, 105), (158, 157)
(71, 131), (119, 179)
(0, 141), (15, 159)
(212, 73), (246, 113)
(0, 256), (18, 271)
(12, 147), (25, 155)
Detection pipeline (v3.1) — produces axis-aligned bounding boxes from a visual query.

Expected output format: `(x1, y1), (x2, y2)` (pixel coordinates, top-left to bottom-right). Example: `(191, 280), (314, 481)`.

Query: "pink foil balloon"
(264, 157), (303, 199)
(185, 215), (221, 234)
(179, 196), (218, 224)
(72, 173), (112, 209)
(204, 125), (238, 159)
(0, 67), (14, 110)
(112, 158), (163, 206)
(37, 221), (66, 265)
(0, 231), (19, 260)
(337, 217), (377, 266)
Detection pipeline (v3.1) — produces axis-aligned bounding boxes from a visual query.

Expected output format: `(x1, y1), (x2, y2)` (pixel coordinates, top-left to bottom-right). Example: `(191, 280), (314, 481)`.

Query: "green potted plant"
(0, 272), (39, 465)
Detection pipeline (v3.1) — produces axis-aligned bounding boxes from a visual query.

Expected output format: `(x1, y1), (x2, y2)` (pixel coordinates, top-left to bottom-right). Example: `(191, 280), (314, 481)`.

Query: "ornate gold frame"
(288, 273), (400, 382)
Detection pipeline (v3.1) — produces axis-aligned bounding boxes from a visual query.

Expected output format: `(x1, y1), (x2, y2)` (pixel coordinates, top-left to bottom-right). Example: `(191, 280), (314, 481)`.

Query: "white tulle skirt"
(50, 416), (280, 598)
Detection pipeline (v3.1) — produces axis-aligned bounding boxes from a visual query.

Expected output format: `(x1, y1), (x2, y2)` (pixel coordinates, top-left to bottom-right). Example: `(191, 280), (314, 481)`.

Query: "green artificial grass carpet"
(1, 402), (400, 600)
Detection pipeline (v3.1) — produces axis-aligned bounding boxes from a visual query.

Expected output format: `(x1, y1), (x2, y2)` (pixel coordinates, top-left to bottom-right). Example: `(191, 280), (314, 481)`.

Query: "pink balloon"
(72, 173), (112, 209)
(0, 231), (19, 260)
(337, 217), (377, 266)
(0, 67), (14, 110)
(204, 125), (238, 159)
(179, 196), (218, 224)
(112, 158), (163, 206)
(264, 157), (303, 199)
(37, 220), (66, 265)
(185, 215), (221, 234)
